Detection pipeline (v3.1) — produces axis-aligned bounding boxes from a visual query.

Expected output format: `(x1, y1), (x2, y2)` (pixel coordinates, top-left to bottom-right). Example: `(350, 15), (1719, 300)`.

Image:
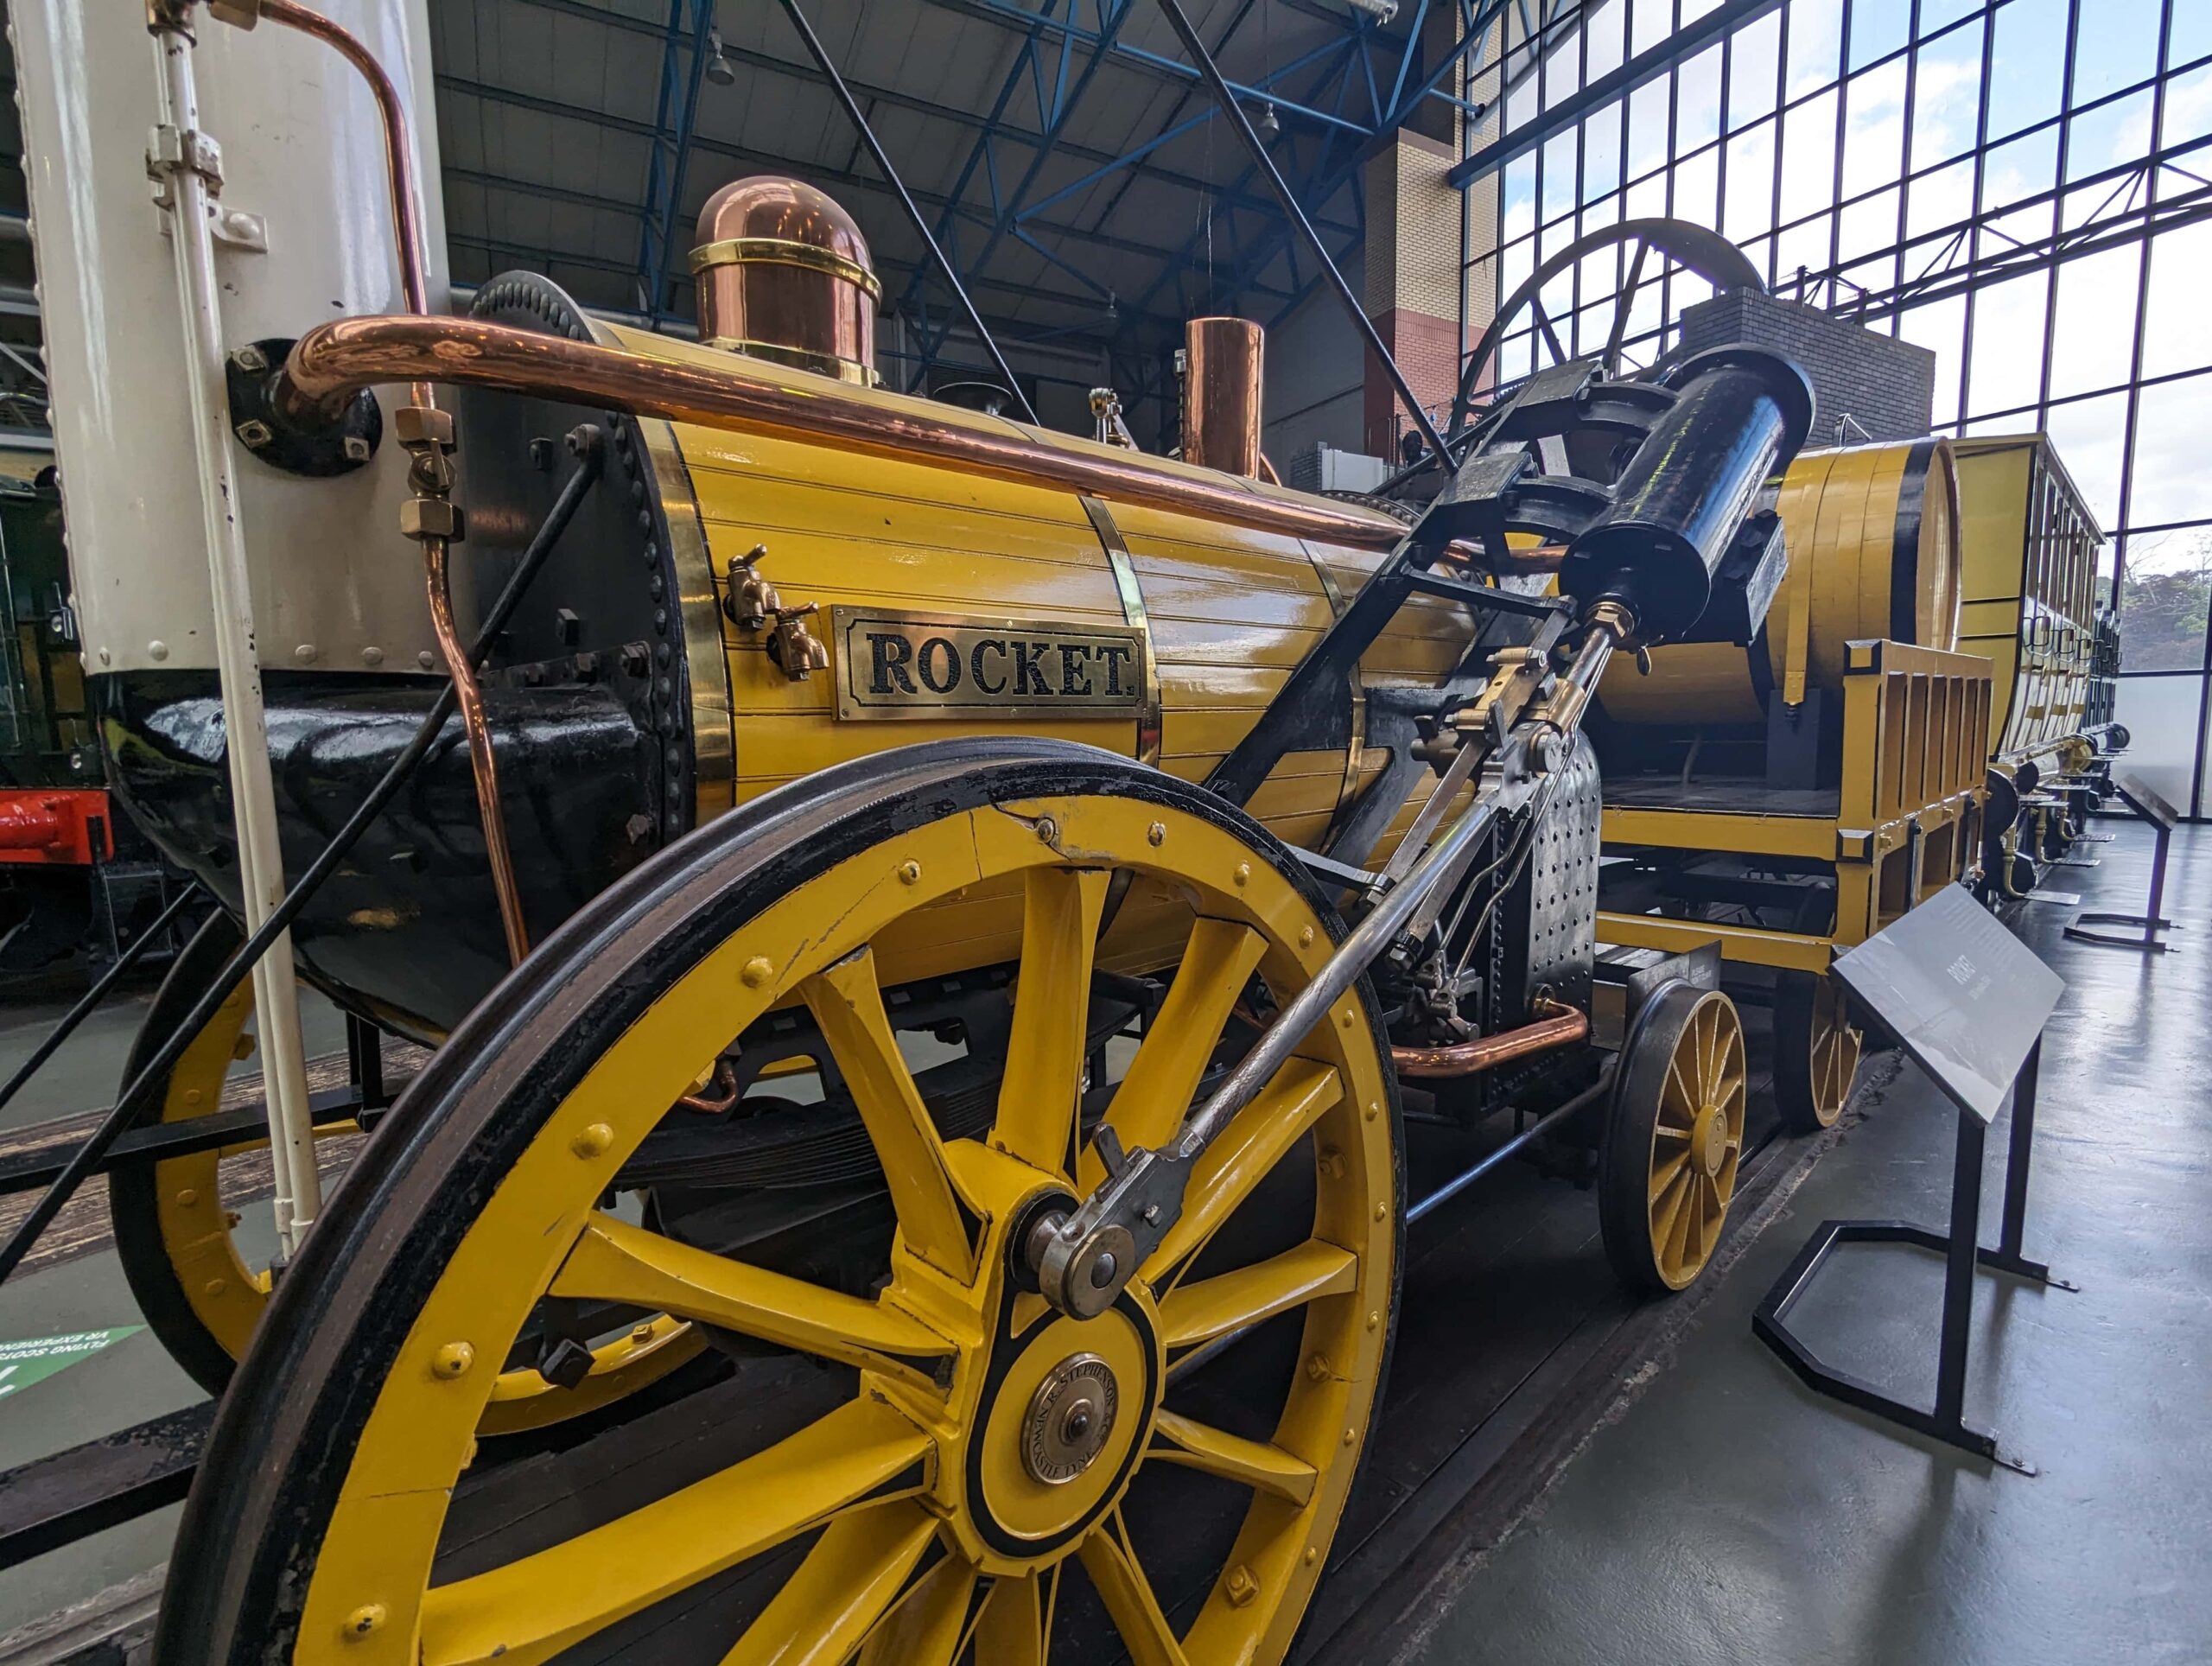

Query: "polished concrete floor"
(1368, 820), (2212, 1666)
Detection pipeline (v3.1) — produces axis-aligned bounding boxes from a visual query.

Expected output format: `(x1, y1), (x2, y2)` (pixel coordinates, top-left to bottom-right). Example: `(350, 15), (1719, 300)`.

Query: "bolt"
(1232, 862), (1250, 887)
(569, 1122), (615, 1159)
(1035, 817), (1059, 843)
(1305, 1351), (1332, 1383)
(631, 1321), (657, 1345)
(1306, 1546), (1320, 1567)
(741, 956), (775, 989)
(1374, 1202), (1387, 1221)
(1367, 1310), (1381, 1331)
(175, 1188), (198, 1207)
(1299, 925), (1315, 948)
(1342, 1426), (1357, 1446)
(1224, 1564), (1260, 1607)
(234, 418), (273, 449)
(898, 859), (923, 885)
(537, 1336), (594, 1390)
(230, 344), (269, 374)
(204, 1276), (227, 1297)
(1088, 1250), (1118, 1289)
(342, 1604), (388, 1641)
(1318, 1147), (1347, 1180)
(1147, 821), (1166, 846)
(528, 436), (556, 471)
(431, 1341), (475, 1380)
(342, 435), (373, 464)
(620, 642), (652, 677)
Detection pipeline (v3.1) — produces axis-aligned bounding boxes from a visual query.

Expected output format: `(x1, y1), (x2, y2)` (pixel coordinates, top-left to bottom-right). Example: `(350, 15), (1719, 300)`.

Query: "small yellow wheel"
(108, 912), (703, 1434)
(158, 741), (1402, 1666)
(1773, 970), (1862, 1133)
(1599, 982), (1746, 1294)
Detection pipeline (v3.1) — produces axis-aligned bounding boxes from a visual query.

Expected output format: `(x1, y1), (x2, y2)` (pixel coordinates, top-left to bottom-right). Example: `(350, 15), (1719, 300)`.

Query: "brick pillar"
(1361, 130), (1463, 463)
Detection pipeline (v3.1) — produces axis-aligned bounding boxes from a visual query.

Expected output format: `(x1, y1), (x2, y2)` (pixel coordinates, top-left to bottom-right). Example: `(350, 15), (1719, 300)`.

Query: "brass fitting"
(766, 602), (830, 681)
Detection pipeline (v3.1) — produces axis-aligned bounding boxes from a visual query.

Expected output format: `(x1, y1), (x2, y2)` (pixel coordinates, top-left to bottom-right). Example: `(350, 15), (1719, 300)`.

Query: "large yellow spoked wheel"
(1598, 982), (1747, 1295)
(1773, 970), (1862, 1134)
(107, 913), (705, 1434)
(159, 740), (1402, 1666)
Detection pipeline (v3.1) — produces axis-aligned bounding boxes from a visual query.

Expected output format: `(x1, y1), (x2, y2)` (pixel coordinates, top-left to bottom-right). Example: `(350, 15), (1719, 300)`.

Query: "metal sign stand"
(1752, 886), (2067, 1477)
(2066, 774), (2180, 954)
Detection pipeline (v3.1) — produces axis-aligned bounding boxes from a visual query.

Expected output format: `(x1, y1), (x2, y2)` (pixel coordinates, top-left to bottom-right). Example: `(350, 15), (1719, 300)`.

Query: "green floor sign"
(0, 1326), (142, 1402)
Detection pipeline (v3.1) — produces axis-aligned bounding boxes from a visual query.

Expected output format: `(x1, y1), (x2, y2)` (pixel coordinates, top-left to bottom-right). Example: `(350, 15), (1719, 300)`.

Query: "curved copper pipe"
(273, 316), (1420, 551)
(1259, 452), (1282, 486)
(250, 3), (532, 963)
(1391, 1000), (1590, 1080)
(256, 0), (432, 399)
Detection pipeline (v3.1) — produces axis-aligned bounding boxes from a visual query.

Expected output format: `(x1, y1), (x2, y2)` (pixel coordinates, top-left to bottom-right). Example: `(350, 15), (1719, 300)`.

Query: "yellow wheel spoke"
(418, 1396), (931, 1666)
(1089, 917), (1268, 1181)
(1647, 1150), (1690, 1205)
(1662, 1058), (1698, 1127)
(972, 1568), (1046, 1666)
(1653, 1120), (1694, 1144)
(1650, 1165), (1692, 1246)
(550, 1213), (953, 1383)
(802, 945), (976, 1281)
(1147, 1059), (1342, 1278)
(1158, 1239), (1357, 1351)
(995, 867), (1113, 1178)
(719, 1500), (940, 1666)
(857, 1551), (978, 1666)
(1078, 1518), (1189, 1666)
(1151, 1408), (1318, 1507)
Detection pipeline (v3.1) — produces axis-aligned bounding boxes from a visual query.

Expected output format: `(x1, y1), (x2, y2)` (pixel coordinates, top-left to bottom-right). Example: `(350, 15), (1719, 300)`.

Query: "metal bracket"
(146, 123), (224, 204)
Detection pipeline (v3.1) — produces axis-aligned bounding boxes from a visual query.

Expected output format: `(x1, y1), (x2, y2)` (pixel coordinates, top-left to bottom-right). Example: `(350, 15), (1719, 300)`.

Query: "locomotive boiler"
(10, 3), (1825, 1662)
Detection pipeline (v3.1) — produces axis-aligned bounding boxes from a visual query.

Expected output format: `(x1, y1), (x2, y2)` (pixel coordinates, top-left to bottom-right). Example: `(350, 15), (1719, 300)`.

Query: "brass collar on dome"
(690, 235), (884, 301)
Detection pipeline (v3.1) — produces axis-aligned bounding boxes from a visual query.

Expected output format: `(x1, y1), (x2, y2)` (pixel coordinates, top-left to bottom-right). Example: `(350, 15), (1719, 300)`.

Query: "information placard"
(2113, 773), (2180, 833)
(1830, 884), (2063, 1125)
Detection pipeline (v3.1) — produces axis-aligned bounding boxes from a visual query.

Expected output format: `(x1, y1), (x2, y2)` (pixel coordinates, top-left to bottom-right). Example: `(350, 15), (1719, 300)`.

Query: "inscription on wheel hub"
(1022, 1352), (1119, 1485)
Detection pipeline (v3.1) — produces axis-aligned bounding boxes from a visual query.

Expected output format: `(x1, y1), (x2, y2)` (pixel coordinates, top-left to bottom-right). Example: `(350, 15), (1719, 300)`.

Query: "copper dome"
(689, 176), (880, 385)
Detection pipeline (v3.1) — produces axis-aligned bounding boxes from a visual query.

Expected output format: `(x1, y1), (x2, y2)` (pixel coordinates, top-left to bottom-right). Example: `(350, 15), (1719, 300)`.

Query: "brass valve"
(395, 404), (463, 544)
(766, 602), (829, 681)
(723, 543), (777, 631)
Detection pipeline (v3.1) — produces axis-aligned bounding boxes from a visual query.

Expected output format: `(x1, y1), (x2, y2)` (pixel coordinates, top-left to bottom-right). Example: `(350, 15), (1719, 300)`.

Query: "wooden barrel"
(1599, 439), (1961, 726)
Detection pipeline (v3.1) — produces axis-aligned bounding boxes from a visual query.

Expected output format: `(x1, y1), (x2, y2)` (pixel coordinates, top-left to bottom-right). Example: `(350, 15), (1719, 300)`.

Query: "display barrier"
(1752, 883), (2066, 1474)
(2065, 773), (2180, 954)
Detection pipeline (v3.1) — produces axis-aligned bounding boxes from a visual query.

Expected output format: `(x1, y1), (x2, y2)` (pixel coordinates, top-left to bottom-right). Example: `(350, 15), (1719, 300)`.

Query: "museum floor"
(1310, 819), (2212, 1666)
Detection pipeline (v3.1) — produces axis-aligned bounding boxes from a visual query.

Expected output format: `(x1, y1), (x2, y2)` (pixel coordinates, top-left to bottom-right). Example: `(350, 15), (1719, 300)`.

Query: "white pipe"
(151, 24), (321, 1251)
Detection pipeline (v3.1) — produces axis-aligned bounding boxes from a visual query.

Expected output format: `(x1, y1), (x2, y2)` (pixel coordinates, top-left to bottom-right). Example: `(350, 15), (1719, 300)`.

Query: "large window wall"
(1465, 0), (2212, 815)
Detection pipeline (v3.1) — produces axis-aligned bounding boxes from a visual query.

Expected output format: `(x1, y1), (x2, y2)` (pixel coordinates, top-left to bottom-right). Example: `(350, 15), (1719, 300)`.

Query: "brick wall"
(1679, 290), (1936, 443)
(1362, 131), (1465, 459)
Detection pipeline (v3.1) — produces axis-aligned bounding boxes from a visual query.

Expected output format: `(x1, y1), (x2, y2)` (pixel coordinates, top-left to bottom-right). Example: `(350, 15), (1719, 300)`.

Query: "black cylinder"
(1557, 347), (1813, 644)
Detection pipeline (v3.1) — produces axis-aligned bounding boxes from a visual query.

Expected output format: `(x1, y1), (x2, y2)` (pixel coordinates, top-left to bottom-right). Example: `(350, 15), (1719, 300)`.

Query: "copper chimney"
(1182, 316), (1265, 478)
(690, 175), (880, 385)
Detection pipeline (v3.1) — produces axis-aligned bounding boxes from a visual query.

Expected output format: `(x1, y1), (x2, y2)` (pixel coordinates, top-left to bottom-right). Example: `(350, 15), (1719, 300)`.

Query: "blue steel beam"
(633, 0), (715, 327)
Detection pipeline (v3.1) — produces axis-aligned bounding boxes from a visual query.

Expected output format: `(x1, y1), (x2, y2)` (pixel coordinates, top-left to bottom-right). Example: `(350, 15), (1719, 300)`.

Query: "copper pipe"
(248, 3), (535, 965)
(1391, 1000), (1589, 1080)
(677, 1059), (743, 1114)
(1259, 452), (1282, 486)
(1183, 317), (1264, 478)
(255, 0), (432, 403)
(423, 532), (529, 963)
(273, 315), (1420, 552)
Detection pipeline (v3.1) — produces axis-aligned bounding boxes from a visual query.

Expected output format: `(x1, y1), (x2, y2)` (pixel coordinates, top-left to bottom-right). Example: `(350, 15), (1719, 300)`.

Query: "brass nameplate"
(832, 607), (1145, 722)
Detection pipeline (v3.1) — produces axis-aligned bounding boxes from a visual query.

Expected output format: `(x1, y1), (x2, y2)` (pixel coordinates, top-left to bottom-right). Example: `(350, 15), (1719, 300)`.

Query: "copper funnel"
(1182, 316), (1264, 478)
(690, 175), (880, 385)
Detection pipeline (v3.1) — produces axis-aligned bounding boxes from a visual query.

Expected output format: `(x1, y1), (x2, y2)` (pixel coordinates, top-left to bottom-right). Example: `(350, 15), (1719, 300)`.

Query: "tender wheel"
(159, 741), (1402, 1666)
(1772, 970), (1862, 1133)
(1599, 983), (1746, 1294)
(107, 912), (704, 1434)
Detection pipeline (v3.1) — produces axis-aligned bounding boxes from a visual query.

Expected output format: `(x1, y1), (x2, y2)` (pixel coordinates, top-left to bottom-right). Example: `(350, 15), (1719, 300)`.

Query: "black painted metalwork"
(0, 1402), (215, 1572)
(0, 437), (605, 1292)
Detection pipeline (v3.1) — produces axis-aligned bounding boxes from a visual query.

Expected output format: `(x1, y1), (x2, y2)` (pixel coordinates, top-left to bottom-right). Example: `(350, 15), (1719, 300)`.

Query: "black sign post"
(2065, 773), (2181, 953)
(1752, 885), (2065, 1475)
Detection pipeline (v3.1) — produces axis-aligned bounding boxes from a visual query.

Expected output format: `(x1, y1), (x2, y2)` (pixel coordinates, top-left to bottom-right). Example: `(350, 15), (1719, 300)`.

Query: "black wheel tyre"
(1599, 982), (1747, 1296)
(109, 912), (255, 1396)
(1773, 970), (1862, 1134)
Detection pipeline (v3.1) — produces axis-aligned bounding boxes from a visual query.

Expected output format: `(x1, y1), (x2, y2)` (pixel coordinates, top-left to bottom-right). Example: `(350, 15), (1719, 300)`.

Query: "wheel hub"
(1021, 1351), (1119, 1485)
(1690, 1104), (1725, 1178)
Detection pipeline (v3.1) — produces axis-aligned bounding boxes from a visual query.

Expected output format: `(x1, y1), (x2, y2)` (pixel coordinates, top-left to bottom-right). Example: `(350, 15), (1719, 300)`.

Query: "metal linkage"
(0, 434), (605, 1292)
